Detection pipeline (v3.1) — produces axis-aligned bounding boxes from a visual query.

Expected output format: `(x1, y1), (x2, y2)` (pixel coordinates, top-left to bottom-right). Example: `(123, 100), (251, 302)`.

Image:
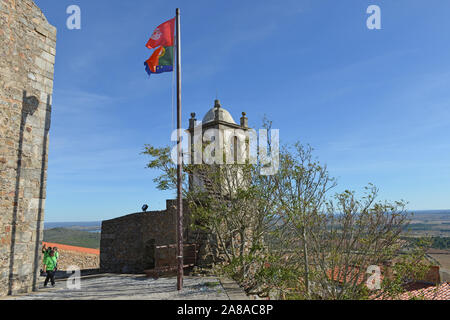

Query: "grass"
(43, 228), (100, 249)
(204, 281), (220, 288)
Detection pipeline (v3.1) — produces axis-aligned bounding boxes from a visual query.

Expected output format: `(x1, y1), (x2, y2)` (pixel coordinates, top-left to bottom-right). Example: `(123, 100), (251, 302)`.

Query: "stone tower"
(100, 101), (251, 271)
(0, 0), (56, 296)
(187, 99), (250, 192)
(186, 100), (251, 266)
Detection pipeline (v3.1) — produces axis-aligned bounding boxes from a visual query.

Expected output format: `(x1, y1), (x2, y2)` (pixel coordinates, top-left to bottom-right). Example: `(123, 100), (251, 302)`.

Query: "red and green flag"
(144, 18), (175, 76)
(144, 45), (174, 75)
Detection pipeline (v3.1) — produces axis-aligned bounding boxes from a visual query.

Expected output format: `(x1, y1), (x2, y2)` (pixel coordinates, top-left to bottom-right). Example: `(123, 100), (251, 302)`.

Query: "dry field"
(427, 249), (450, 282)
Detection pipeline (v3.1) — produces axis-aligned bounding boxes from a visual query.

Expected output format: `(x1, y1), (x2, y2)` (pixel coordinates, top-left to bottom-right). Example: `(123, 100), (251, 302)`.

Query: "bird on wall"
(142, 204), (149, 212)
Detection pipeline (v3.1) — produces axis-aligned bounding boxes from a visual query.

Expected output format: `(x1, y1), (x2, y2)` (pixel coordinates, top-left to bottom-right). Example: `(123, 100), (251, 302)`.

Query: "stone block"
(34, 56), (46, 70)
(34, 25), (48, 38)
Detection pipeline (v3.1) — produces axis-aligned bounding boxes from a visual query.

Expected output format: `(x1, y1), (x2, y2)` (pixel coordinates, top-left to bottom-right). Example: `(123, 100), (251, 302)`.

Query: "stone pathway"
(3, 274), (247, 300)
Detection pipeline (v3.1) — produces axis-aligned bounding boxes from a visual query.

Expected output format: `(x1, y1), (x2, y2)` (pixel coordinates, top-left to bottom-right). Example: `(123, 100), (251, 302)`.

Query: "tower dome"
(202, 100), (237, 124)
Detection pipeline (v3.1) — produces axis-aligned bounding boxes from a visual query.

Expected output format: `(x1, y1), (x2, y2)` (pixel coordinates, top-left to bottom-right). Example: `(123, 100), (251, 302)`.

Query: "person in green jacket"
(43, 250), (57, 287)
(41, 244), (52, 274)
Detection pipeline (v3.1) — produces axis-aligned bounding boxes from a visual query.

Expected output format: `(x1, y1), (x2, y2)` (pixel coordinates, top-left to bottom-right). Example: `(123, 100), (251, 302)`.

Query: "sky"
(33, 0), (450, 222)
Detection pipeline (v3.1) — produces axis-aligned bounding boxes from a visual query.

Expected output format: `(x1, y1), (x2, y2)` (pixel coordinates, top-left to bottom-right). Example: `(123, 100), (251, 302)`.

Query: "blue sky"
(34, 0), (450, 222)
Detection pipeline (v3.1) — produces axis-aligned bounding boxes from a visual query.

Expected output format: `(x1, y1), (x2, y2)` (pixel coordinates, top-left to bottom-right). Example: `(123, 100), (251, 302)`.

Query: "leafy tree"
(269, 143), (336, 298)
(143, 134), (432, 299)
(142, 140), (279, 292)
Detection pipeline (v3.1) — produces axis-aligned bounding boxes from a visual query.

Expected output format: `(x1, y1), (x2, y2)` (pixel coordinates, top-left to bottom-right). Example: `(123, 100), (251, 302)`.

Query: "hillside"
(43, 228), (100, 249)
(44, 221), (101, 232)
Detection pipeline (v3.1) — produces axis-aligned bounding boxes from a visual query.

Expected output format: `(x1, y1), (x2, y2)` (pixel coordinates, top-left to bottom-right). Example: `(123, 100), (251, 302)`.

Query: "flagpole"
(175, 7), (184, 291)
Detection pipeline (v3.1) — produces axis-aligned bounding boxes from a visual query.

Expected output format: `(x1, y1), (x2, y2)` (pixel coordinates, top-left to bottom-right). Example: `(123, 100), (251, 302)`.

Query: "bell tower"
(187, 100), (250, 192)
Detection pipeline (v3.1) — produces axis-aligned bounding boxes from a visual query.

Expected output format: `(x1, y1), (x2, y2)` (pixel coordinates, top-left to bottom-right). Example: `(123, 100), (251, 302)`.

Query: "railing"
(144, 243), (197, 278)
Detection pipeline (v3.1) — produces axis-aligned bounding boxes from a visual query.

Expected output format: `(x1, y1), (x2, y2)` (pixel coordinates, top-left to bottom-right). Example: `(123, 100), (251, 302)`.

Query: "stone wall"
(0, 0), (56, 296)
(100, 200), (192, 273)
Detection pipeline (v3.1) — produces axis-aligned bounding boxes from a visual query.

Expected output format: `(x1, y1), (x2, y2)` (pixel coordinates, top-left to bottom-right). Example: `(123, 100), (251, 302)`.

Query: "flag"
(144, 46), (174, 76)
(146, 18), (175, 49)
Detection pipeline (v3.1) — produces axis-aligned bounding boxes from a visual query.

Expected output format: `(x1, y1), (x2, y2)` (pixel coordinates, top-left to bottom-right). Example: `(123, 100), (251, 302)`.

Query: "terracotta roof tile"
(43, 242), (100, 255)
(375, 282), (450, 300)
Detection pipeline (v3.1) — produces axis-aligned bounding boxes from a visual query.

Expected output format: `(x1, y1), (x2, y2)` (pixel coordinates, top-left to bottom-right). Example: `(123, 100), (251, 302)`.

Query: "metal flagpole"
(175, 7), (184, 291)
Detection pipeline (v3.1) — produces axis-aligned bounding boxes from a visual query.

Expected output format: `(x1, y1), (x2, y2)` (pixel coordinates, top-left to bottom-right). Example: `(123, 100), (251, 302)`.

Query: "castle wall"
(0, 0), (56, 296)
(100, 200), (191, 273)
(100, 213), (145, 274)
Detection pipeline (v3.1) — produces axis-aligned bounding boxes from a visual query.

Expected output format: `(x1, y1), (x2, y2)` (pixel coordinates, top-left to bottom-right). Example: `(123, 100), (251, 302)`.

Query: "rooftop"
(202, 99), (237, 124)
(375, 282), (450, 300)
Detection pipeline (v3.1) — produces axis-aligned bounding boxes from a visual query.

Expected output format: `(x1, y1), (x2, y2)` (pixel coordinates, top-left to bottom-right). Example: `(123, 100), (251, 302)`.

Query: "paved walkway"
(3, 274), (248, 300)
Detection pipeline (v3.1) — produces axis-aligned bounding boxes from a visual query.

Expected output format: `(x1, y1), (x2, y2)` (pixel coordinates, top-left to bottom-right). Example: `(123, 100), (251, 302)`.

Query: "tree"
(269, 143), (336, 298)
(187, 163), (274, 285)
(142, 142), (279, 292)
(309, 185), (428, 299)
(143, 137), (432, 299)
(271, 181), (431, 300)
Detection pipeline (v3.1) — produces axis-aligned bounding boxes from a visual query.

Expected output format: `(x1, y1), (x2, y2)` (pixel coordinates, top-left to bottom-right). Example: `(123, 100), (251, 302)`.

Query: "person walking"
(43, 250), (57, 287)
